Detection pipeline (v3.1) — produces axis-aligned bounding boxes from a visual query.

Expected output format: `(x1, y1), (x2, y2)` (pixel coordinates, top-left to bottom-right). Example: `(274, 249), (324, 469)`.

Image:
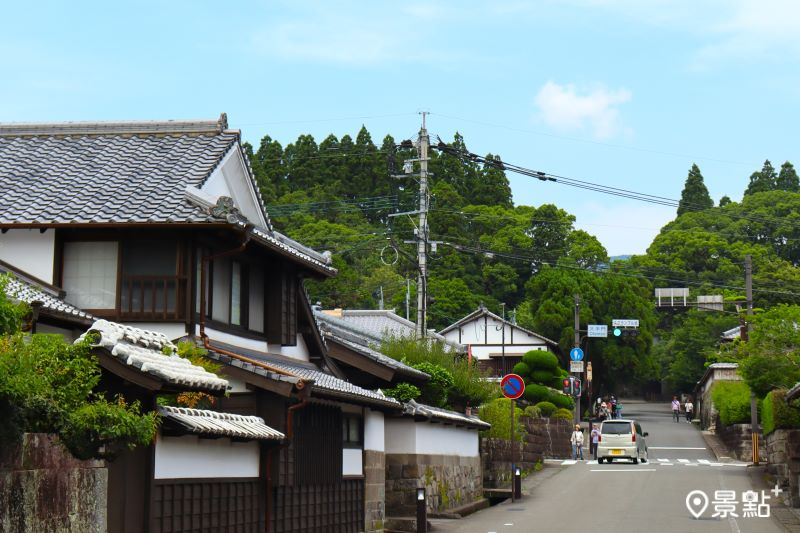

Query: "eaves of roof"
(400, 400), (490, 430)
(438, 307), (558, 347)
(159, 405), (285, 441)
(323, 331), (430, 382)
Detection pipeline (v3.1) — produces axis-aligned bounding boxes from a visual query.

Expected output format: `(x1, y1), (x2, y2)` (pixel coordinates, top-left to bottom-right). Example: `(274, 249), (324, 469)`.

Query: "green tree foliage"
(730, 305), (800, 396)
(777, 161), (800, 192)
(383, 382), (421, 402)
(677, 164), (713, 216)
(380, 337), (497, 410)
(744, 159), (778, 196)
(478, 397), (525, 442)
(710, 381), (754, 426)
(412, 361), (454, 407)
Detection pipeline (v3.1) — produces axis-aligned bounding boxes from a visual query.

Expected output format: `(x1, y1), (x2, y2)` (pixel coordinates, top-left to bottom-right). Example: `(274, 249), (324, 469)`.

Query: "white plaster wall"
(225, 377), (250, 394)
(211, 257), (231, 323)
(343, 448), (363, 476)
(415, 424), (478, 457)
(364, 409), (385, 452)
(384, 418), (417, 454)
(154, 435), (259, 479)
(0, 229), (55, 283)
(202, 147), (267, 228)
(196, 325), (310, 362)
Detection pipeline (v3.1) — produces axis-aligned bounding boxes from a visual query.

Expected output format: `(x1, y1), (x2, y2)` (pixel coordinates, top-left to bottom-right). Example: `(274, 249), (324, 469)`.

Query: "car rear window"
(602, 422), (632, 435)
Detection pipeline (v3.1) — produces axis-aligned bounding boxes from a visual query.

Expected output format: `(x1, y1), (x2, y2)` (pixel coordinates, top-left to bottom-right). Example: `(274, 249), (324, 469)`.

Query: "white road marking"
(561, 460), (577, 465)
(678, 459), (691, 463)
(504, 523), (514, 526)
(649, 446), (707, 450)
(660, 462), (674, 466)
(711, 463), (724, 467)
(586, 460), (598, 464)
(698, 459), (711, 464)
(657, 458), (670, 462)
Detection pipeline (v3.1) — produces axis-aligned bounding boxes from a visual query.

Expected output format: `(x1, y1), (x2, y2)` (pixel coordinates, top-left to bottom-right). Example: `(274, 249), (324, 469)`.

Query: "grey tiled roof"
(159, 405), (284, 441)
(721, 326), (741, 341)
(208, 341), (401, 410)
(402, 400), (490, 430)
(317, 309), (461, 351)
(78, 320), (229, 392)
(1, 270), (92, 324)
(0, 131), (238, 224)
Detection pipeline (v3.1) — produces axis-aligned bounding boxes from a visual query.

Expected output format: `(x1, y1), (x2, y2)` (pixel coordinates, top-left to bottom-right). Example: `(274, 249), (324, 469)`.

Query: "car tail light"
(598, 435), (601, 442)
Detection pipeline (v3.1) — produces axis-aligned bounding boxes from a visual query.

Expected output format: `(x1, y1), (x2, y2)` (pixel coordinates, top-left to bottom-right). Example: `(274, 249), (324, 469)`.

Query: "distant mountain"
(610, 255), (633, 262)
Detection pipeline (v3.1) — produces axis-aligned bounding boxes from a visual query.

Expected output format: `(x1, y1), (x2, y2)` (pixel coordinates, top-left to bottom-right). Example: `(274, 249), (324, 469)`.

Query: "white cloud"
(534, 81), (632, 140)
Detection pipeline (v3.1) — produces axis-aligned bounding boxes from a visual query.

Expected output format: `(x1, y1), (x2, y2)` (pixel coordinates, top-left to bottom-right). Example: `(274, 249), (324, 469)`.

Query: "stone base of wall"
(523, 417), (573, 460)
(385, 453), (481, 517)
(480, 438), (525, 489)
(364, 449), (385, 532)
(766, 429), (800, 507)
(717, 422), (765, 462)
(0, 433), (107, 533)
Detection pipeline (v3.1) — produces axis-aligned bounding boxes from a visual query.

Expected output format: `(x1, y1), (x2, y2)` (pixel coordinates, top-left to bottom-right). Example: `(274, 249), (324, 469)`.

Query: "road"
(435, 400), (785, 533)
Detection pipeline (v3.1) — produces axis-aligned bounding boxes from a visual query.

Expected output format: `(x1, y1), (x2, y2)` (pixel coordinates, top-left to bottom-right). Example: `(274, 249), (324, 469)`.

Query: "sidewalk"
(702, 430), (800, 532)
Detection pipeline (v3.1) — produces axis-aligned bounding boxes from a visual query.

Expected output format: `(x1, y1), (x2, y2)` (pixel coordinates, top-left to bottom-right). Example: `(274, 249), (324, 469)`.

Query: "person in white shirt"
(684, 400), (694, 423)
(590, 424), (600, 459)
(671, 396), (681, 423)
(570, 424), (584, 460)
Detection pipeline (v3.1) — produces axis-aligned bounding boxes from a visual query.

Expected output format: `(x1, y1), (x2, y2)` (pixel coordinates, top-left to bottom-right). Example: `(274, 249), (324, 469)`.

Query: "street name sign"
(612, 319), (639, 328)
(587, 324), (608, 338)
(501, 374), (525, 400)
(570, 361), (584, 373)
(569, 347), (584, 361)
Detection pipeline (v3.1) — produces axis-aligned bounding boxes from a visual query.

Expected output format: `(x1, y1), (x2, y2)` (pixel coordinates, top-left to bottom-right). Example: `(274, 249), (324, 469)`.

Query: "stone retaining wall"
(385, 453), (481, 517)
(717, 422), (765, 462)
(0, 433), (107, 533)
(765, 429), (800, 507)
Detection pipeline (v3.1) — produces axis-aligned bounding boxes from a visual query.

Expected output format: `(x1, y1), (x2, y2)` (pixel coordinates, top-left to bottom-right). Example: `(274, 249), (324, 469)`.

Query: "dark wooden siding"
(151, 478), (261, 533)
(293, 404), (342, 485)
(272, 480), (364, 533)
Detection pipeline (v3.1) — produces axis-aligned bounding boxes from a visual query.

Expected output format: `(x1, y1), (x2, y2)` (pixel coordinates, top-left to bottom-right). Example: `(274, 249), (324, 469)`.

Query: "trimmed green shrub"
(553, 408), (573, 421)
(711, 381), (753, 426)
(512, 362), (530, 376)
(523, 405), (542, 418)
(531, 369), (557, 383)
(534, 401), (557, 417)
(548, 390), (575, 410)
(522, 350), (559, 371)
(412, 361), (454, 407)
(762, 389), (800, 435)
(478, 397), (525, 442)
(523, 383), (549, 404)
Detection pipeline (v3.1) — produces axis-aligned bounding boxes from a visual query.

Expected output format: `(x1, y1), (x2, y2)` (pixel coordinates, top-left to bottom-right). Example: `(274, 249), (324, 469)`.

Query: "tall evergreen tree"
(777, 161), (800, 192)
(677, 164), (713, 216)
(744, 159), (777, 196)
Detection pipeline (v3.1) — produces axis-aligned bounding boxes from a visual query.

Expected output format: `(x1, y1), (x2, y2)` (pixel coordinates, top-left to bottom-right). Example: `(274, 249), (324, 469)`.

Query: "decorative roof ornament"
(209, 195), (248, 225)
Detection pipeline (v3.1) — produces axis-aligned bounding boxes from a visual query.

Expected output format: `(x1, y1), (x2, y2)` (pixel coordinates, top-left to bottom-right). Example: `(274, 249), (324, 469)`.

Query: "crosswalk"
(551, 458), (749, 467)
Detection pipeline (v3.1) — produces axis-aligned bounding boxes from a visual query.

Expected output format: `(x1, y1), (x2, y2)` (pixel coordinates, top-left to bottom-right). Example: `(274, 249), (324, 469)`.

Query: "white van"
(597, 419), (648, 464)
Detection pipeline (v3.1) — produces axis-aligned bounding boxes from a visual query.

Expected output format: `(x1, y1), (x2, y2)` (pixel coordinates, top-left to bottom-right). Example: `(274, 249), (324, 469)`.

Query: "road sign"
(612, 319), (639, 328)
(569, 347), (584, 361)
(570, 360), (584, 373)
(500, 373), (525, 400)
(587, 362), (593, 382)
(587, 324), (608, 338)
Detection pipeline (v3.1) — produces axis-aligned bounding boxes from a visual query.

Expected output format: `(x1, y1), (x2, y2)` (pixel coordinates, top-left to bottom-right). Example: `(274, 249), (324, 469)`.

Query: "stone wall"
(364, 449), (385, 532)
(481, 418), (572, 490)
(766, 430), (800, 507)
(0, 433), (107, 533)
(717, 422), (765, 462)
(385, 454), (481, 517)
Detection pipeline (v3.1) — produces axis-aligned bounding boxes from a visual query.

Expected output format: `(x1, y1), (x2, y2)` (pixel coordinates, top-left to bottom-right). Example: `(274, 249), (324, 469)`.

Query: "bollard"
(416, 487), (427, 533)
(514, 466), (522, 499)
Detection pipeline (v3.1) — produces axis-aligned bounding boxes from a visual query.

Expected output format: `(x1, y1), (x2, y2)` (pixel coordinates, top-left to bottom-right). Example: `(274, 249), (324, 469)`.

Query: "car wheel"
(598, 458), (603, 464)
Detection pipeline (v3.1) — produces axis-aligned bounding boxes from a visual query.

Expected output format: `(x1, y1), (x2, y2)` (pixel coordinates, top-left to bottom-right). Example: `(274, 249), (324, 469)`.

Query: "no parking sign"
(501, 374), (525, 400)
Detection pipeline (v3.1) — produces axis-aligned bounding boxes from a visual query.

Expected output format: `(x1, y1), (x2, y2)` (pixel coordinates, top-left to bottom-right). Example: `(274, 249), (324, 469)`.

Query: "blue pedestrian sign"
(569, 347), (584, 361)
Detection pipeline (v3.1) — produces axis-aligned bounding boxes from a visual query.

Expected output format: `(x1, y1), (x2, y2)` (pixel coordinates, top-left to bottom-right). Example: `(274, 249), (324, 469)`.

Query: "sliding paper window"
(62, 241), (118, 310)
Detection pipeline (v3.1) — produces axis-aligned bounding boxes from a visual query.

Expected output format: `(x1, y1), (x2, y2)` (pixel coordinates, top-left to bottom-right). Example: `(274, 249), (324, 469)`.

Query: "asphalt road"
(434, 400), (785, 533)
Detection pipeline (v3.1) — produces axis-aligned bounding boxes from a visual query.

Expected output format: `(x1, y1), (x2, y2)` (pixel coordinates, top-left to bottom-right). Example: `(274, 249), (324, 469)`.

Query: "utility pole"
(416, 113), (430, 339)
(378, 286), (384, 310)
(574, 294), (581, 425)
(745, 254), (759, 465)
(500, 303), (506, 376)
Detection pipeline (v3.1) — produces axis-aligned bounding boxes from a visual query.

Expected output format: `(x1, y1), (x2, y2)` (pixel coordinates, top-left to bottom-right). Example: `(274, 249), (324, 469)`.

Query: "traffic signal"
(573, 379), (582, 397)
(614, 327), (639, 338)
(562, 378), (571, 395)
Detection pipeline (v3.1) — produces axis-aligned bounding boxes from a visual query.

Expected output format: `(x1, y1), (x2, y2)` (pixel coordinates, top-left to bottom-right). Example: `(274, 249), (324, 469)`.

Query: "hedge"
(761, 389), (800, 435)
(711, 381), (753, 426)
(534, 401), (557, 417)
(478, 397), (526, 441)
(522, 350), (559, 371)
(523, 383), (549, 403)
(512, 362), (530, 376)
(553, 408), (573, 421)
(531, 369), (557, 384)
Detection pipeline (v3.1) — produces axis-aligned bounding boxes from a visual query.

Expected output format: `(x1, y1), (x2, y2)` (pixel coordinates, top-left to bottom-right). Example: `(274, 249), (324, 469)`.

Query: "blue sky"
(3, 0), (800, 255)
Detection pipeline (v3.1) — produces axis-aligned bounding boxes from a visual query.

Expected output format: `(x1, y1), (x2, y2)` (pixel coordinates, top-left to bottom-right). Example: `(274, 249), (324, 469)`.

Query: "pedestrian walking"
(599, 402), (609, 421)
(571, 424), (584, 460)
(671, 396), (681, 423)
(611, 396), (618, 419)
(590, 424), (600, 459)
(684, 399), (694, 423)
